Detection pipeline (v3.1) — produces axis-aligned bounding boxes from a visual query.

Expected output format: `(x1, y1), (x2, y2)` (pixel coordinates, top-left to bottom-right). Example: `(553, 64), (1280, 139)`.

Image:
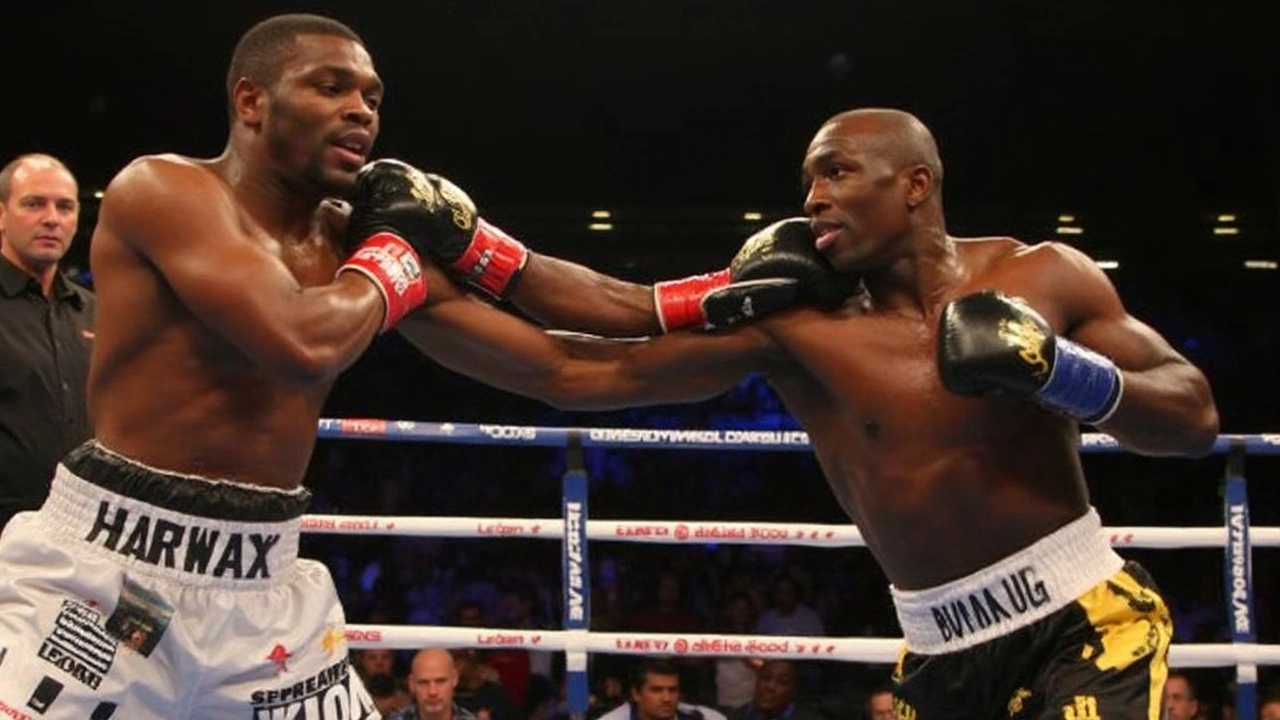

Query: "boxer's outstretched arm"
(99, 156), (384, 383)
(391, 163), (838, 336)
(1049, 244), (1219, 456)
(399, 267), (781, 410)
(508, 252), (663, 336)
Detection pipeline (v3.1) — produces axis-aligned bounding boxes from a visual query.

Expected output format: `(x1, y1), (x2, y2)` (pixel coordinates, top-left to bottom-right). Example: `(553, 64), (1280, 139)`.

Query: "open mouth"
(811, 221), (843, 250)
(331, 144), (366, 166)
(331, 133), (371, 167)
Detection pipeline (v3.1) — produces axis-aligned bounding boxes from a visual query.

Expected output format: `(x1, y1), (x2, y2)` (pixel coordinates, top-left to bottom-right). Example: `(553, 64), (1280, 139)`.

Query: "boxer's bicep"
(1050, 244), (1183, 374)
(101, 157), (381, 379)
(1046, 244), (1218, 454)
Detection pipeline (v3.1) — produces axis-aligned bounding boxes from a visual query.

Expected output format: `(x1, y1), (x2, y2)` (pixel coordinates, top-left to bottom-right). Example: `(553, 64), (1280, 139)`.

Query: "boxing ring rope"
(312, 419), (1280, 718)
(302, 514), (1280, 549)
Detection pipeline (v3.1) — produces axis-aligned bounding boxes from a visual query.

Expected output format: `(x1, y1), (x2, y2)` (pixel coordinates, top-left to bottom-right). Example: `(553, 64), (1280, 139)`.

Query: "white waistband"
(890, 508), (1123, 654)
(38, 464), (301, 589)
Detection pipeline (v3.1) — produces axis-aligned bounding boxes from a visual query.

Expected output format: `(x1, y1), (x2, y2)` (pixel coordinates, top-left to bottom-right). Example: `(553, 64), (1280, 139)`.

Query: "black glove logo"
(997, 318), (1050, 377)
(404, 166), (438, 206)
(399, 165), (476, 232)
(435, 180), (475, 232)
(730, 235), (775, 275)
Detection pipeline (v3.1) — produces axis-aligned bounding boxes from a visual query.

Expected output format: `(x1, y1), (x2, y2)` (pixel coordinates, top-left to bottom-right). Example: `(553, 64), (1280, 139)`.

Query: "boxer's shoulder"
(107, 154), (229, 209)
(954, 236), (1028, 264)
(954, 237), (1099, 293)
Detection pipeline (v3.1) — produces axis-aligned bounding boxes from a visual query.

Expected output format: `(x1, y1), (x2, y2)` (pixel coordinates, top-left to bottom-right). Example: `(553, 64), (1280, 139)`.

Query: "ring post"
(1223, 439), (1256, 720)
(562, 430), (591, 719)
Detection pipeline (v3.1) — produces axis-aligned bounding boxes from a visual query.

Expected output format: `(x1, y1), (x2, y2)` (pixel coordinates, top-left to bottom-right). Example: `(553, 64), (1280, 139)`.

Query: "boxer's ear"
(231, 77), (267, 128)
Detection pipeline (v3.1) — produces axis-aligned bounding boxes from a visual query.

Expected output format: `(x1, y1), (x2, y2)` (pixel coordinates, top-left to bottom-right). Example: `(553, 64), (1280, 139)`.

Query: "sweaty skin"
(88, 34), (387, 488)
(398, 109), (1217, 589)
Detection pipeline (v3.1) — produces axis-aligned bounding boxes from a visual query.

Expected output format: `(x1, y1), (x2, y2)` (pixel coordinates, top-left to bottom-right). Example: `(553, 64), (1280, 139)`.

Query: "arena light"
(1217, 214), (1237, 223)
(1057, 214), (1076, 223)
(743, 212), (763, 221)
(93, 190), (105, 199)
(588, 222), (613, 231)
(1244, 260), (1277, 270)
(1055, 226), (1084, 235)
(1213, 227), (1240, 236)
(1095, 260), (1119, 270)
(591, 210), (611, 219)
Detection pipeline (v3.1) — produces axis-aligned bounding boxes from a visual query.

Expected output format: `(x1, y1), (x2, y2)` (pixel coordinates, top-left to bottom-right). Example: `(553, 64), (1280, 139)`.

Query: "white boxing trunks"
(0, 441), (380, 719)
(890, 507), (1125, 654)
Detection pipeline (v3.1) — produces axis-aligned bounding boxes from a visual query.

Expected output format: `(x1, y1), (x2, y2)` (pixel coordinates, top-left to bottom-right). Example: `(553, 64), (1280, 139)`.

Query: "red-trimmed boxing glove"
(349, 159), (528, 301)
(338, 232), (428, 332)
(654, 218), (858, 331)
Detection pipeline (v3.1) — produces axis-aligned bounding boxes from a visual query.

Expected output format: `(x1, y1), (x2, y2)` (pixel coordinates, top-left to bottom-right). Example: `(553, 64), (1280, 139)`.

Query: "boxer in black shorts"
(349, 109), (1219, 719)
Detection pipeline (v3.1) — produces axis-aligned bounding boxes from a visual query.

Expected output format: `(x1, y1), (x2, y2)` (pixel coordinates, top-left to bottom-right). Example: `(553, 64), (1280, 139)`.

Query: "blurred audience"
(725, 660), (823, 720)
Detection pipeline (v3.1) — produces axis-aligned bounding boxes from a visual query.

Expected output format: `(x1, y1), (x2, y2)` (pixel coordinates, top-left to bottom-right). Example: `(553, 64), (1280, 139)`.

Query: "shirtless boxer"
(0, 13), (443, 718)
(382, 109), (1218, 719)
(0, 15), (838, 717)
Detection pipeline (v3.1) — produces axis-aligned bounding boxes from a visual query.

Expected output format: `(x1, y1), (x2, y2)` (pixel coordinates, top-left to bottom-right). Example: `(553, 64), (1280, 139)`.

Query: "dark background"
(7, 2), (1278, 217)
(7, 0), (1273, 424)
(3, 0), (1278, 701)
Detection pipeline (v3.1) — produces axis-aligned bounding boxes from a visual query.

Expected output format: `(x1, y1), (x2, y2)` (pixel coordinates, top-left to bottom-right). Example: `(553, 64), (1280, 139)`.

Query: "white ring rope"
(318, 515), (1280, 668)
(313, 422), (1279, 678)
(302, 515), (1280, 549)
(340, 624), (1280, 669)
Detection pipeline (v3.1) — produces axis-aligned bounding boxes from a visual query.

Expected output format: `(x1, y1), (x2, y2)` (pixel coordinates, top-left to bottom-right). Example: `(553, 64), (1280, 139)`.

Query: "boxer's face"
(0, 161), (79, 274)
(264, 33), (382, 195)
(801, 119), (913, 272)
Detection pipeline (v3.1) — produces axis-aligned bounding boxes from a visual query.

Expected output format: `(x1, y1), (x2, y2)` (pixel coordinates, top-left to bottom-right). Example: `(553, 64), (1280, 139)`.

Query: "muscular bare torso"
(762, 238), (1090, 589)
(87, 160), (348, 489)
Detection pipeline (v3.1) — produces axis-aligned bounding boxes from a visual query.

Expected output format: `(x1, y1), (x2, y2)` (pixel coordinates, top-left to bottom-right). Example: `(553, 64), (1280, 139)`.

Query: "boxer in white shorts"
(0, 442), (377, 719)
(0, 12), (441, 718)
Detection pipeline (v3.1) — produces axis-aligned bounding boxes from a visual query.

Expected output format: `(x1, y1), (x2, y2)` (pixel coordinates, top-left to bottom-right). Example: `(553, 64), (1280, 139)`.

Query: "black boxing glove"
(654, 218), (858, 331)
(938, 290), (1124, 424)
(347, 160), (528, 301)
(340, 161), (457, 331)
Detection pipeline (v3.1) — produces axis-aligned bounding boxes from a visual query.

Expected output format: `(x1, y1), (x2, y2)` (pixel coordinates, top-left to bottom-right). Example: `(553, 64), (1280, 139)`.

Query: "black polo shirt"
(0, 254), (95, 529)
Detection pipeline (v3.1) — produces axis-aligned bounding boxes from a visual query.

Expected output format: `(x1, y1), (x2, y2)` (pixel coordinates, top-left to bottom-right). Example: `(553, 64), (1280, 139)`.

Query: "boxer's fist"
(347, 160), (528, 300)
(655, 218), (858, 331)
(338, 160), (445, 331)
(938, 290), (1123, 424)
(728, 218), (855, 304)
(344, 159), (463, 257)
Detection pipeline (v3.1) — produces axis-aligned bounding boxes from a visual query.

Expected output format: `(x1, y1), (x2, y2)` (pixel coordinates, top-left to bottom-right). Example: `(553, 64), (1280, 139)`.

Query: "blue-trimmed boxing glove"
(937, 290), (1123, 424)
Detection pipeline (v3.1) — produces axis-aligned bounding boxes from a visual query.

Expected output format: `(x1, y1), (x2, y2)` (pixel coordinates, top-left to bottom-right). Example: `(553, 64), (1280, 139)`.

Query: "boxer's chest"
(278, 237), (344, 288)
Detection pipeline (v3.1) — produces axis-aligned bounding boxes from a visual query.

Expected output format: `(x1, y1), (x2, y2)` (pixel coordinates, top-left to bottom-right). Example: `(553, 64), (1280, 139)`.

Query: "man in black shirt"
(0, 153), (94, 531)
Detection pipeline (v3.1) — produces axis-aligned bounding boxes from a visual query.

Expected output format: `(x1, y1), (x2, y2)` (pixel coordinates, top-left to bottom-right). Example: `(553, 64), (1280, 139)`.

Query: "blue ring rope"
(316, 419), (1280, 455)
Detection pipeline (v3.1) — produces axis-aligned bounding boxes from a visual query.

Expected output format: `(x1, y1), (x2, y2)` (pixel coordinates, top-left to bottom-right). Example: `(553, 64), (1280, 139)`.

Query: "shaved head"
(800, 107), (948, 271)
(411, 648), (455, 676)
(407, 648), (459, 715)
(818, 108), (944, 186)
(0, 153), (75, 204)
